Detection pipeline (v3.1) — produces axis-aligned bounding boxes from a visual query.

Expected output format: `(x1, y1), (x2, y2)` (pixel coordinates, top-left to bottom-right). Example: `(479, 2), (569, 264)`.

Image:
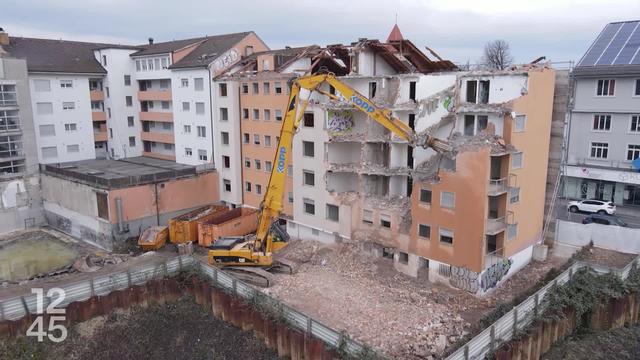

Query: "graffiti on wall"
(212, 48), (239, 72)
(327, 110), (354, 135)
(450, 266), (479, 293)
(481, 258), (513, 291)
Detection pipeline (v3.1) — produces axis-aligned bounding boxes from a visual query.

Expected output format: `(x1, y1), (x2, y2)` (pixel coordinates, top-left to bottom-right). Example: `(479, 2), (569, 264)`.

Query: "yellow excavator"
(208, 73), (452, 286)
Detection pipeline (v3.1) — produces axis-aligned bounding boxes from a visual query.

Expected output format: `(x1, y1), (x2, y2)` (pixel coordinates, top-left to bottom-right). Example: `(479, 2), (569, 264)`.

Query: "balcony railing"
(484, 247), (505, 269)
(488, 178), (508, 195)
(569, 157), (638, 173)
(485, 216), (507, 235)
(0, 149), (24, 159)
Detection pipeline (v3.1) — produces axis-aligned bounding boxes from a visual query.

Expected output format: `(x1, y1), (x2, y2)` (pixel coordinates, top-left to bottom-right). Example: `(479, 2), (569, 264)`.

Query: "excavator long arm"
(254, 73), (451, 249)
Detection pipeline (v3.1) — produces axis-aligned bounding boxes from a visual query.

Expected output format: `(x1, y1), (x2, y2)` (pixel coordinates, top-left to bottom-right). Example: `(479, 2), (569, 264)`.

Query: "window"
(194, 78), (204, 91)
(243, 133), (250, 144)
(141, 59), (147, 71)
(420, 189), (432, 204)
(136, 60), (141, 71)
(303, 170), (315, 186)
(275, 82), (282, 94)
(36, 102), (53, 115)
(362, 209), (373, 224)
(154, 58), (160, 70)
(181, 78), (189, 87)
(39, 124), (55, 136)
(223, 179), (231, 192)
(109, 128), (113, 138)
(195, 102), (205, 115)
(185, 148), (192, 156)
(60, 80), (73, 88)
(222, 155), (230, 168)
(255, 159), (261, 170)
(161, 101), (170, 110)
(253, 109), (260, 120)
(265, 161), (272, 172)
(124, 75), (131, 86)
(264, 109), (271, 121)
(198, 149), (207, 161)
(409, 81), (416, 100)
(160, 79), (170, 89)
(303, 141), (314, 157)
(106, 87), (110, 97)
(590, 142), (608, 159)
(326, 204), (339, 222)
(107, 108), (111, 118)
(288, 192), (294, 203)
(162, 122), (172, 130)
(264, 135), (271, 147)
(41, 146), (57, 159)
(368, 81), (377, 98)
(245, 45), (254, 56)
(263, 60), (270, 70)
(243, 108), (249, 119)
(466, 80), (489, 103)
(102, 55), (107, 66)
(510, 187), (520, 204)
(161, 57), (168, 69)
(596, 79), (615, 96)
(251, 83), (258, 94)
(182, 102), (190, 111)
(64, 123), (77, 131)
(593, 114), (611, 131)
(303, 198), (315, 215)
(464, 114), (488, 136)
(222, 132), (230, 145)
(96, 192), (109, 220)
(128, 116), (134, 127)
(219, 83), (228, 96)
(244, 157), (251, 168)
(0, 84), (16, 107)
(380, 214), (391, 228)
(507, 223), (518, 240)
(627, 145), (640, 161)
(439, 228), (454, 244)
(263, 82), (270, 94)
(66, 144), (79, 153)
(241, 83), (248, 94)
(635, 79), (640, 96)
(303, 113), (314, 127)
(514, 115), (526, 132)
(398, 252), (409, 264)
(184, 125), (191, 133)
(418, 224), (430, 238)
(245, 181), (252, 192)
(220, 108), (228, 121)
(254, 134), (260, 145)
(440, 191), (455, 209)
(512, 152), (524, 168)
(631, 115), (640, 132)
(129, 136), (136, 147)
(0, 110), (20, 131)
(34, 79), (50, 92)
(275, 110), (283, 121)
(256, 184), (262, 195)
(197, 126), (206, 138)
(62, 102), (75, 110)
(126, 96), (133, 107)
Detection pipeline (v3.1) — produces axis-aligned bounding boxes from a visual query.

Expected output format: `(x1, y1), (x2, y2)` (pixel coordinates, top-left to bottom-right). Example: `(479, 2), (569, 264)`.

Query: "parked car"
(582, 214), (628, 227)
(567, 199), (616, 214)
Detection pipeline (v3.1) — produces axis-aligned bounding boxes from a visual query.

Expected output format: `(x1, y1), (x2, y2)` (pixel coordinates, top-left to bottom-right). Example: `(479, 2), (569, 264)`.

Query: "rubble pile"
(268, 241), (475, 359)
(73, 253), (129, 272)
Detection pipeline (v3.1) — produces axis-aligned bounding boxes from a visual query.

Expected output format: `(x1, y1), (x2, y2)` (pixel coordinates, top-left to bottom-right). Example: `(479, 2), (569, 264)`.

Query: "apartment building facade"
(564, 20), (640, 207)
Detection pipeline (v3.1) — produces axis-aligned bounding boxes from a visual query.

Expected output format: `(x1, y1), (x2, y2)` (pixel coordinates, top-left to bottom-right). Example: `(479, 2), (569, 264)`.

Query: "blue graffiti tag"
(276, 146), (287, 173)
(350, 95), (374, 113)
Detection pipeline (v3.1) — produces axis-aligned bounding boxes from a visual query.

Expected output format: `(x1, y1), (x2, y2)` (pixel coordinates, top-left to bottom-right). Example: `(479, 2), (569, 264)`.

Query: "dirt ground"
(542, 325), (640, 360)
(265, 240), (569, 359)
(578, 247), (637, 269)
(0, 297), (279, 360)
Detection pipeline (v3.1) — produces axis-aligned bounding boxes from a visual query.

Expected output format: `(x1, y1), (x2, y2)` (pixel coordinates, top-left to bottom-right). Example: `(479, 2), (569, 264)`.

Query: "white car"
(567, 199), (616, 215)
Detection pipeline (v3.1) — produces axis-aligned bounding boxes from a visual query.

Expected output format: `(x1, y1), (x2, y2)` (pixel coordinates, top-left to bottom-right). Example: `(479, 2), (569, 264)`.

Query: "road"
(556, 199), (640, 228)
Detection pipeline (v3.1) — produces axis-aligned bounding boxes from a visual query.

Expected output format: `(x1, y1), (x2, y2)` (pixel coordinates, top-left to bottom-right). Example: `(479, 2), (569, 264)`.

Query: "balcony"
(485, 217), (506, 235)
(94, 124), (108, 142)
(488, 178), (508, 196)
(141, 131), (174, 144)
(90, 90), (105, 101)
(139, 111), (173, 123)
(142, 151), (175, 161)
(138, 90), (172, 102)
(92, 111), (107, 121)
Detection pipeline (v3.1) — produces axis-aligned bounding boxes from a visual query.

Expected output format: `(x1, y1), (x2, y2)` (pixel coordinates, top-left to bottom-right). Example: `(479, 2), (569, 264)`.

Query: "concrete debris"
(416, 85), (455, 117)
(328, 163), (411, 176)
(449, 131), (517, 155)
(457, 101), (513, 115)
(73, 253), (129, 272)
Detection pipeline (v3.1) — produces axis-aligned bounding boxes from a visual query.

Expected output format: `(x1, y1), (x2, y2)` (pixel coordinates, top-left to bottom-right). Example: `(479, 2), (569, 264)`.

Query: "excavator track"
(269, 257), (297, 274)
(221, 266), (276, 288)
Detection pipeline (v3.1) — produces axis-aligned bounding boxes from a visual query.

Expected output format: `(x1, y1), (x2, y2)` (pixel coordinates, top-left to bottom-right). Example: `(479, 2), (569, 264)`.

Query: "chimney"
(0, 28), (9, 46)
(148, 37), (154, 45)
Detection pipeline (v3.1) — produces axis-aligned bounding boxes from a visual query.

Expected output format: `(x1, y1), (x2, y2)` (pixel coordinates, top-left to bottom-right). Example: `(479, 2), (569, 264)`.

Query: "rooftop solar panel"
(579, 22), (622, 66)
(596, 21), (637, 65)
(613, 23), (640, 65)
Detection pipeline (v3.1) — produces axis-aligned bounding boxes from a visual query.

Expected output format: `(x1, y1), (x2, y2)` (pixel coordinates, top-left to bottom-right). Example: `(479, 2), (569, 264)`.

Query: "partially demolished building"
(213, 25), (555, 294)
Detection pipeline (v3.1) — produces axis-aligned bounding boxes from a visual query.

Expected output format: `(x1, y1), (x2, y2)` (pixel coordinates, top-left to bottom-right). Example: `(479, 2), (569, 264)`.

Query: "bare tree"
(481, 40), (514, 70)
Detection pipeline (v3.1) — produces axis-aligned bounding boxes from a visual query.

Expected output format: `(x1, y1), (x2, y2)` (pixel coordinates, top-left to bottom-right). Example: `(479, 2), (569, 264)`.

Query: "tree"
(482, 40), (514, 70)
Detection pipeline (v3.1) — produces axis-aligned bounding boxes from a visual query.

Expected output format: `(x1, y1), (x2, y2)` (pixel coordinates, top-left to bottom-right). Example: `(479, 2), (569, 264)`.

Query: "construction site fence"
(0, 256), (371, 358)
(445, 254), (640, 360)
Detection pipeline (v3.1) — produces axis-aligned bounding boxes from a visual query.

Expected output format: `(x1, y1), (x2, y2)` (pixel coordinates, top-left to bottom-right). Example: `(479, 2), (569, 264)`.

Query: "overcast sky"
(2, 0), (639, 65)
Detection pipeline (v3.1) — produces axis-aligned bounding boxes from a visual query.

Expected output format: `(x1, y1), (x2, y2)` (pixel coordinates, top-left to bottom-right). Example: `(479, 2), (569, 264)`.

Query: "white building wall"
(29, 74), (96, 163)
(95, 48), (141, 159)
(172, 68), (213, 165)
(213, 79), (243, 206)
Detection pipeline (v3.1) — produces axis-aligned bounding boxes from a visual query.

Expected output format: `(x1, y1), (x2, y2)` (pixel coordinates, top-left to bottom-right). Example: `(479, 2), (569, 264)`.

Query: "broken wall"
(0, 174), (43, 233)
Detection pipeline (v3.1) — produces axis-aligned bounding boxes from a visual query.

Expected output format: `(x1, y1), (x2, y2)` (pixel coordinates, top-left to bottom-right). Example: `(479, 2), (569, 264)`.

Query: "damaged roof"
(574, 20), (640, 76)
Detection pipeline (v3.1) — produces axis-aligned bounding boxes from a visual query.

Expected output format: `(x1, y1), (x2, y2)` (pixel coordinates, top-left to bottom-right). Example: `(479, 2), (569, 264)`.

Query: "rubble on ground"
(73, 253), (129, 272)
